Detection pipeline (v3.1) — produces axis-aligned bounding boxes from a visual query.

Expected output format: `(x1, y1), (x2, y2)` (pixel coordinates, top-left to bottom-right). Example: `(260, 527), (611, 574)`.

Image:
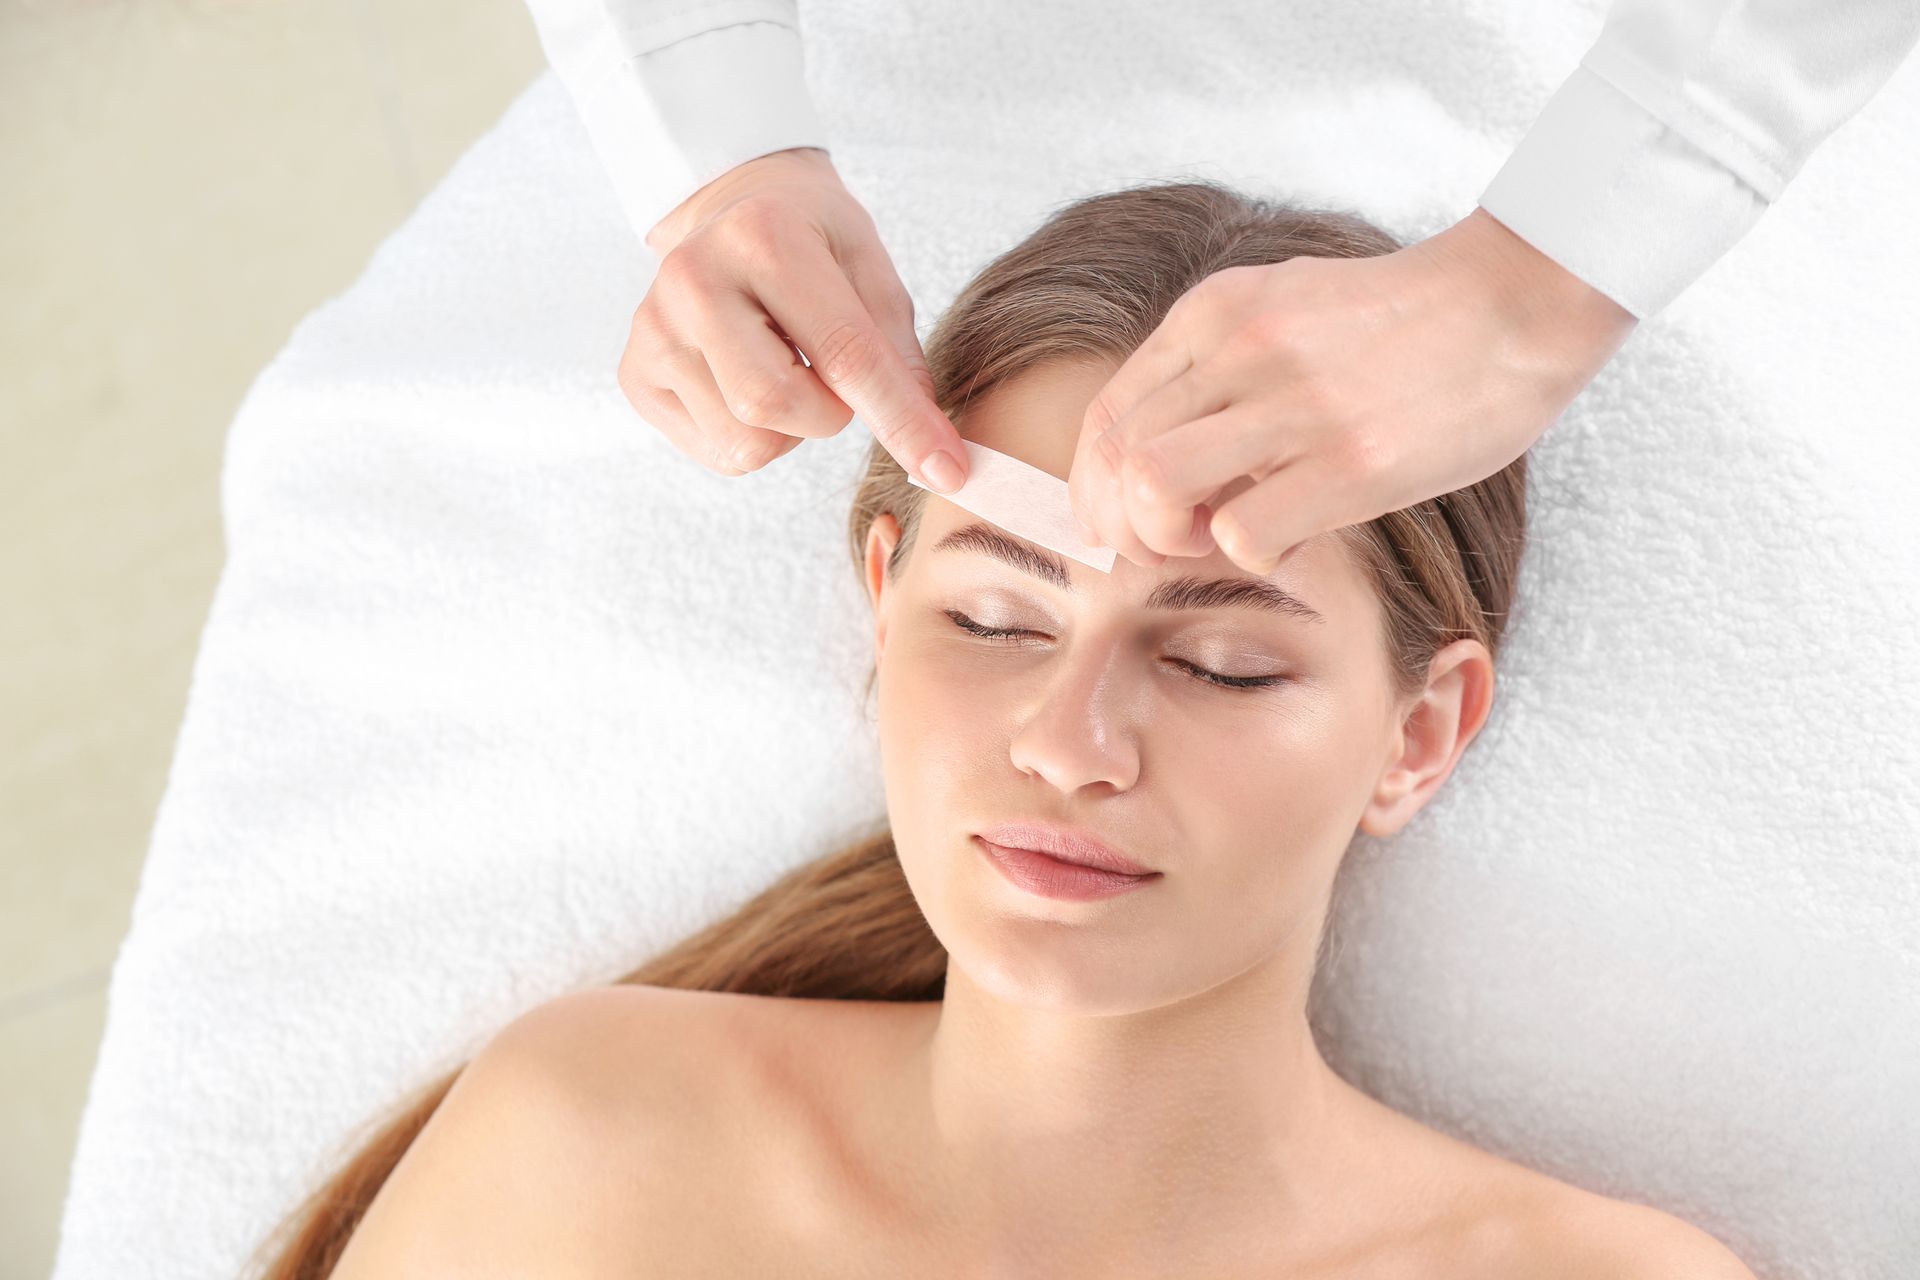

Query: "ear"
(863, 513), (903, 659)
(1356, 638), (1495, 838)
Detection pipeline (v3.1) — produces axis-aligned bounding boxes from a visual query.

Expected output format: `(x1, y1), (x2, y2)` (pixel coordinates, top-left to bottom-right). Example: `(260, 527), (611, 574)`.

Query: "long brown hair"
(247, 180), (1528, 1278)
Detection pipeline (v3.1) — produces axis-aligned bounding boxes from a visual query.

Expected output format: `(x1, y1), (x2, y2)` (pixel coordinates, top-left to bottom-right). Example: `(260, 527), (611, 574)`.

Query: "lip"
(976, 838), (1160, 901)
(977, 821), (1155, 876)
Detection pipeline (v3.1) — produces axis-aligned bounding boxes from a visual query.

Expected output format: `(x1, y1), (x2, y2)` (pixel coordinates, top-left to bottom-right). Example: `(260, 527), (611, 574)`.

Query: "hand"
(1066, 206), (1639, 573)
(619, 146), (969, 492)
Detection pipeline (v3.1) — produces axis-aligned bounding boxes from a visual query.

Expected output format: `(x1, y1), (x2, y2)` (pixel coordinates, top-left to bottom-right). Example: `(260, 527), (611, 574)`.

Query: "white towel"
(55, 3), (1920, 1277)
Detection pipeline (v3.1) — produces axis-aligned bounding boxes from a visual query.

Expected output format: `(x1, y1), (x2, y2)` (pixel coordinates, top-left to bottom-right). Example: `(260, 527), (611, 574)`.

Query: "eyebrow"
(929, 521), (1327, 625)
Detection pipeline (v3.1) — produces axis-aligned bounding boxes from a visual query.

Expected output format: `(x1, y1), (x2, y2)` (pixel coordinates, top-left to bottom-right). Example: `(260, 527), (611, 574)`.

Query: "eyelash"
(943, 610), (1285, 691)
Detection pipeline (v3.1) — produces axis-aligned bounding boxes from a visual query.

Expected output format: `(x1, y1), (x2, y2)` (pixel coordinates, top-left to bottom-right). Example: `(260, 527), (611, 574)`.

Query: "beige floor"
(0, 2), (544, 1272)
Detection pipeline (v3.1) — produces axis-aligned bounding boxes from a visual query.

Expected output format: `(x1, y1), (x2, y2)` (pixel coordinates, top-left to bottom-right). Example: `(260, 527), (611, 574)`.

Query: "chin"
(947, 927), (1179, 1017)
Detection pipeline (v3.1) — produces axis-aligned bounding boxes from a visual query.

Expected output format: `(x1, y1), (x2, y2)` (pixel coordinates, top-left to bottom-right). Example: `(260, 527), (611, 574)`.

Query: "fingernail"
(1074, 514), (1101, 546)
(921, 450), (964, 494)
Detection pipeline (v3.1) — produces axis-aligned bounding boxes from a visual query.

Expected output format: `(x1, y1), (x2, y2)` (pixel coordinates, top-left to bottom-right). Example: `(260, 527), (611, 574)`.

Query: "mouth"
(975, 836), (1162, 903)
(975, 821), (1155, 876)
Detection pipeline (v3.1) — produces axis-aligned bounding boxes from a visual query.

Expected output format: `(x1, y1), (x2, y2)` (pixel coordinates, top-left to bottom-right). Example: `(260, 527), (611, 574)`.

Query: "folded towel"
(54, 4), (1920, 1277)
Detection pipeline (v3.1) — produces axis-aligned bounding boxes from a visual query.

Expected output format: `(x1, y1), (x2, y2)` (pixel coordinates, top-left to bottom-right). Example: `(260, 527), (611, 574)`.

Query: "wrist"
(1444, 206), (1638, 343)
(645, 146), (835, 256)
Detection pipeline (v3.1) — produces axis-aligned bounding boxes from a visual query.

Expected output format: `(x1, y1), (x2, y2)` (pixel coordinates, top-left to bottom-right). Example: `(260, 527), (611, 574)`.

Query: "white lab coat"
(521, 0), (1920, 319)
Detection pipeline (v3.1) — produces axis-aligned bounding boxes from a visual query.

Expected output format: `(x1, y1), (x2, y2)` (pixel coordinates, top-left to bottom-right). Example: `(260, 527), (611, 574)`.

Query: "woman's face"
(863, 358), (1489, 1015)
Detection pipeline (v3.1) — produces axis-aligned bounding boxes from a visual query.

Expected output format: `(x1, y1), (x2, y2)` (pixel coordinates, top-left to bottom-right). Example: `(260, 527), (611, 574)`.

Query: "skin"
(631, 148), (1636, 592)
(1066, 206), (1639, 577)
(329, 354), (1757, 1280)
(855, 355), (1499, 1273)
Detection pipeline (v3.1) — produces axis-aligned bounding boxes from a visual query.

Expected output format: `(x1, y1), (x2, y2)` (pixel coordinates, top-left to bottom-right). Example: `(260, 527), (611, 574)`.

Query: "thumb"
(769, 243), (970, 493)
(846, 274), (968, 493)
(873, 314), (958, 461)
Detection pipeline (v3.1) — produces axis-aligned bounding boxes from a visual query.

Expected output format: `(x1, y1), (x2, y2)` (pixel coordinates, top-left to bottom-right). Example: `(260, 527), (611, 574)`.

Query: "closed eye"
(943, 609), (1286, 691)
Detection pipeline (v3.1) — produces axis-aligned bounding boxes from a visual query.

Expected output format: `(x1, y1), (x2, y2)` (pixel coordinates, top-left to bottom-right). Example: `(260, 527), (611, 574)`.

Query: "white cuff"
(1477, 62), (1769, 321)
(556, 19), (831, 251)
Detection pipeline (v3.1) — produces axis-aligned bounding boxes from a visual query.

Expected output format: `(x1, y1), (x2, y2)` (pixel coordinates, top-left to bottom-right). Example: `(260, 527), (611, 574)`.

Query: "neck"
(896, 948), (1378, 1273)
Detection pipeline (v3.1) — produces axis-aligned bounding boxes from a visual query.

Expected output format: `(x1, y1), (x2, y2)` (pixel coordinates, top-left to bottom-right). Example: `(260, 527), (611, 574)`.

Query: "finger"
(756, 242), (967, 491)
(1069, 310), (1199, 537)
(1122, 400), (1309, 511)
(841, 250), (952, 482)
(1078, 355), (1225, 564)
(1206, 459), (1337, 576)
(627, 338), (800, 475)
(1086, 427), (1168, 568)
(680, 285), (853, 441)
(613, 372), (747, 475)
(1117, 397), (1318, 559)
(620, 294), (797, 475)
(1101, 374), (1235, 557)
(1152, 499), (1218, 559)
(843, 247), (935, 410)
(673, 351), (814, 473)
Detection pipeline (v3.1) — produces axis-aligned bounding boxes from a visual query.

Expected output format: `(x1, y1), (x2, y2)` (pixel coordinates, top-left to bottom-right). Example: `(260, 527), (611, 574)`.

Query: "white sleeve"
(522, 0), (831, 251)
(1477, 0), (1920, 320)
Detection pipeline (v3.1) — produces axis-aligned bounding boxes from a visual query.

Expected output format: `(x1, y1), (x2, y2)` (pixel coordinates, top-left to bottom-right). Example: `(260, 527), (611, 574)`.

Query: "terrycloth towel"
(55, 3), (1919, 1277)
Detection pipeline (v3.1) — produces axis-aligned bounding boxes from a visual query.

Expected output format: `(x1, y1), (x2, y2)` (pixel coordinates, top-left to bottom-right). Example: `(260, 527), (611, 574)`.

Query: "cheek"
(1172, 744), (1353, 965)
(874, 634), (1000, 822)
(1176, 690), (1373, 882)
(884, 625), (1019, 728)
(872, 642), (1011, 937)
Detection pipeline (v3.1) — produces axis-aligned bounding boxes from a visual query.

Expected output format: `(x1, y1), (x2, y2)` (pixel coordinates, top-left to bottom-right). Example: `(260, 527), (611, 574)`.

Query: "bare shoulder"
(457, 980), (799, 1167)
(484, 981), (763, 1104)
(1368, 1093), (1758, 1280)
(326, 983), (748, 1279)
(1501, 1178), (1759, 1280)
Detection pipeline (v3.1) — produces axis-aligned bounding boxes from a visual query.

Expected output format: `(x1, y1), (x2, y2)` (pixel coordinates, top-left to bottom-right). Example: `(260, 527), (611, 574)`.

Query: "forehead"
(928, 360), (1368, 613)
(956, 357), (1114, 482)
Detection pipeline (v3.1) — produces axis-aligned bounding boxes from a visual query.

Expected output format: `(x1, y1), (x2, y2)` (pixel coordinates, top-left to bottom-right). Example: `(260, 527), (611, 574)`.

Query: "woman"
(252, 181), (1751, 1279)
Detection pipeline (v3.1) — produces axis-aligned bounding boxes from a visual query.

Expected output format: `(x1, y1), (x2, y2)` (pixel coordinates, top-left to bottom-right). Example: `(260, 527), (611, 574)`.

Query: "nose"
(1005, 646), (1143, 794)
